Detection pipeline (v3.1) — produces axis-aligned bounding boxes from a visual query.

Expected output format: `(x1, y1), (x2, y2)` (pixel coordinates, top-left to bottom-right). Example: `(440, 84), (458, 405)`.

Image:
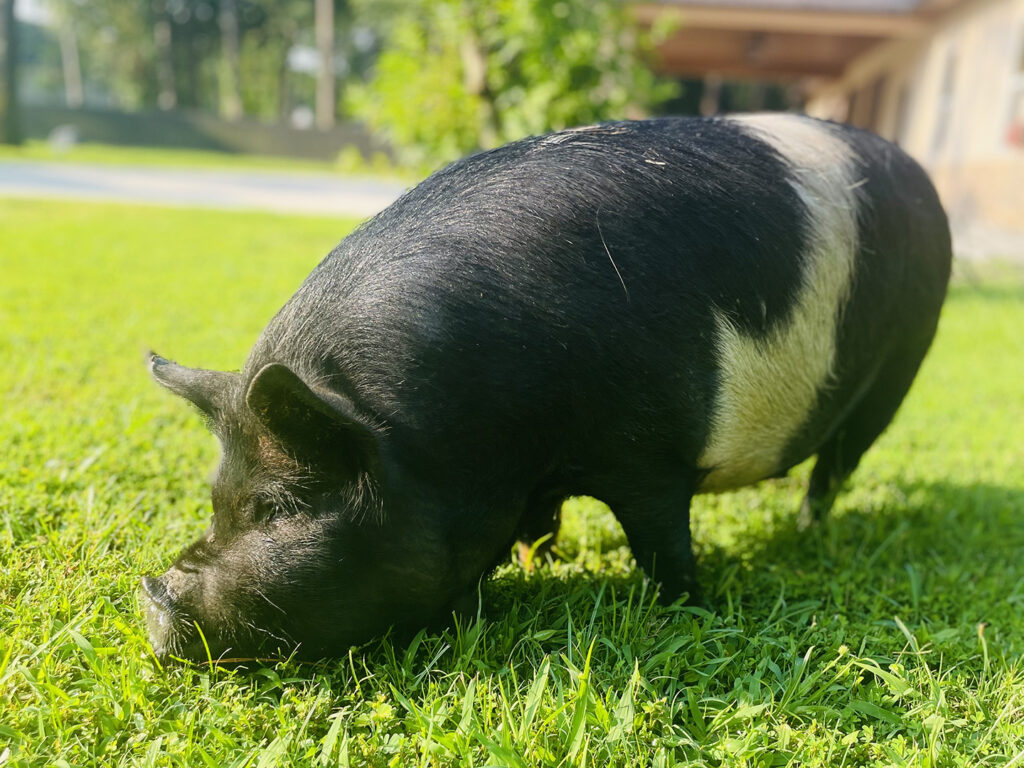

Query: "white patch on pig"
(697, 114), (861, 492)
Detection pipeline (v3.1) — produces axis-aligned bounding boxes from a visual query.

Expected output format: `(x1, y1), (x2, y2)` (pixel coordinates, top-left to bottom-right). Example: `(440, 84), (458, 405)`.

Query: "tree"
(0, 0), (21, 144)
(349, 0), (676, 169)
(238, 1), (309, 121)
(51, 0), (158, 111)
(219, 0), (242, 120)
(152, 0), (176, 110)
(315, 0), (335, 129)
(57, 15), (83, 108)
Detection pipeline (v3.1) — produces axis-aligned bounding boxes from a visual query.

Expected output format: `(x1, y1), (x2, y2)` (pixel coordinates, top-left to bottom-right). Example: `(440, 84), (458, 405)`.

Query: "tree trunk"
(699, 73), (722, 117)
(58, 22), (83, 108)
(0, 0), (21, 144)
(315, 0), (335, 130)
(153, 2), (176, 111)
(277, 39), (292, 121)
(218, 0), (242, 121)
(459, 21), (498, 149)
(184, 28), (198, 108)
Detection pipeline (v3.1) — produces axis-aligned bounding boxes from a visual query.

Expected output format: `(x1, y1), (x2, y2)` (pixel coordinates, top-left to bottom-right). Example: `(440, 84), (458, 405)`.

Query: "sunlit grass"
(0, 138), (346, 173)
(2, 198), (1022, 766)
(0, 139), (413, 180)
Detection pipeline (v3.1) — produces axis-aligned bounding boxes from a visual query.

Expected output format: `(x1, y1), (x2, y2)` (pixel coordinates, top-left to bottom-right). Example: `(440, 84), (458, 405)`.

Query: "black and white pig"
(143, 114), (951, 662)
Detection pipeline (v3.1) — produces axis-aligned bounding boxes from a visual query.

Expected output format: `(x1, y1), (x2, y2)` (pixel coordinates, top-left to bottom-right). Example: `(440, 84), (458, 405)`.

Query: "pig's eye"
(251, 499), (280, 523)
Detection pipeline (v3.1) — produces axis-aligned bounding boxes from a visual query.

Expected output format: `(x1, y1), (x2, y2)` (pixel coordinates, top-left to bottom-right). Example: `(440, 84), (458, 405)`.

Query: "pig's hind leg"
(799, 331), (938, 528)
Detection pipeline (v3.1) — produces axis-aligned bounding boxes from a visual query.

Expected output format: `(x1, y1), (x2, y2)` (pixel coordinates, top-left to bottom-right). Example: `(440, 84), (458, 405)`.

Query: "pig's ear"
(245, 363), (377, 469)
(148, 352), (238, 421)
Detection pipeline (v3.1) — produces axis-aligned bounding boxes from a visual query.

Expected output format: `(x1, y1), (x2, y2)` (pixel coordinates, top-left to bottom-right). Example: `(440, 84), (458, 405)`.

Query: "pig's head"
(142, 354), (457, 662)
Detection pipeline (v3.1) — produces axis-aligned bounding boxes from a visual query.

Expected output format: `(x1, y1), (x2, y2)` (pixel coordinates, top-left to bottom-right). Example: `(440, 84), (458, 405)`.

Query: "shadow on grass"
(461, 477), (1024, 667)
(198, 478), (1021, 687)
(695, 478), (1024, 622)
(478, 478), (1024, 617)
(389, 480), (1015, 662)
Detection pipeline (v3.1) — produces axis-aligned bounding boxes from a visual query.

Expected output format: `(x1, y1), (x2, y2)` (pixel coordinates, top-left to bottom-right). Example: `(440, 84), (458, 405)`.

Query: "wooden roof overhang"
(632, 2), (928, 80)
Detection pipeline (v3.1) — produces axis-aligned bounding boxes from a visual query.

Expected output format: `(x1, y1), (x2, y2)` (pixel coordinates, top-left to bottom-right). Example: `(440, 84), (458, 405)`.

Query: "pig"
(142, 114), (951, 662)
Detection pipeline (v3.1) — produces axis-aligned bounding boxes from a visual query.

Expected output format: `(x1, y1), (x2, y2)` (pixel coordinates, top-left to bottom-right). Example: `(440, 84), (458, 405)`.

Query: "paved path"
(0, 159), (408, 218)
(3, 158), (1022, 261)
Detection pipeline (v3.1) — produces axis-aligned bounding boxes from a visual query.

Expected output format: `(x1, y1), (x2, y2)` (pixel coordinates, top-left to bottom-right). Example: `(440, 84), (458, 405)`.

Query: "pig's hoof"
(797, 495), (830, 531)
(449, 587), (483, 624)
(656, 579), (703, 608)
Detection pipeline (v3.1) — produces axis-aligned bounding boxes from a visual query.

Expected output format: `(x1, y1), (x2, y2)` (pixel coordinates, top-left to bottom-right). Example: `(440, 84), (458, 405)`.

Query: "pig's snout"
(141, 570), (210, 662)
(140, 574), (179, 661)
(141, 575), (172, 610)
(141, 567), (243, 663)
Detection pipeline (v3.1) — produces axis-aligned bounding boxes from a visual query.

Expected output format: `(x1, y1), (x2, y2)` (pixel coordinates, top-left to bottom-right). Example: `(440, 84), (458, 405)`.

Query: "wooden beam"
(633, 3), (926, 38)
(652, 28), (876, 78)
(913, 0), (965, 15)
(655, 54), (847, 79)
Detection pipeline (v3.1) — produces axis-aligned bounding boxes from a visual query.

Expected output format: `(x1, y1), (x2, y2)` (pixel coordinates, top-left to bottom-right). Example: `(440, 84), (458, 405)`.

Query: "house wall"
(806, 0), (1024, 236)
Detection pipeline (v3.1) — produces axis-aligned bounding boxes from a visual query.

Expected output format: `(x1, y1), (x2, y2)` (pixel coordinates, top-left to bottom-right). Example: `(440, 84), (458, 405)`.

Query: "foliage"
(29, 0), (678, 167)
(41, 0), (348, 118)
(0, 0), (21, 144)
(349, 0), (678, 170)
(2, 197), (1023, 766)
(236, 0), (324, 120)
(47, 0), (189, 110)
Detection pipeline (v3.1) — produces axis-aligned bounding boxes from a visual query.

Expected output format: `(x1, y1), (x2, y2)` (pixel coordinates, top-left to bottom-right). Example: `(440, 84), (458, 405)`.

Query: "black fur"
(144, 116), (951, 661)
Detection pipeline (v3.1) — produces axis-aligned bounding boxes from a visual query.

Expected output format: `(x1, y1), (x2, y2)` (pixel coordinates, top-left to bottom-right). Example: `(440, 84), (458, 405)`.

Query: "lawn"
(0, 140), (340, 174)
(1, 198), (1022, 767)
(0, 140), (411, 181)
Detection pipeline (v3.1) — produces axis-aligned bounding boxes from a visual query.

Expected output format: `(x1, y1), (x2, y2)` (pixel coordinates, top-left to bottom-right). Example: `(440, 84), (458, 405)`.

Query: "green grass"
(0, 140), (413, 181)
(2, 198), (1023, 767)
(0, 139), (343, 174)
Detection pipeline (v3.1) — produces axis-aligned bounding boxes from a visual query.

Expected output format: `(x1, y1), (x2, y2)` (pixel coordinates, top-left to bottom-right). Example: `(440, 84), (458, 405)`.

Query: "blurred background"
(1, 0), (1022, 257)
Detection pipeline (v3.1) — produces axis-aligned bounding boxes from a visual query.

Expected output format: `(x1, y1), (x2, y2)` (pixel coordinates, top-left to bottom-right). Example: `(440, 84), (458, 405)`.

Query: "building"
(640, 0), (1024, 255)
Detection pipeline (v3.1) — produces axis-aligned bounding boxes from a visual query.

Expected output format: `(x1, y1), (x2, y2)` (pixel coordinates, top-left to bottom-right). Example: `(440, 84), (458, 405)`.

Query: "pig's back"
(254, 115), (950, 489)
